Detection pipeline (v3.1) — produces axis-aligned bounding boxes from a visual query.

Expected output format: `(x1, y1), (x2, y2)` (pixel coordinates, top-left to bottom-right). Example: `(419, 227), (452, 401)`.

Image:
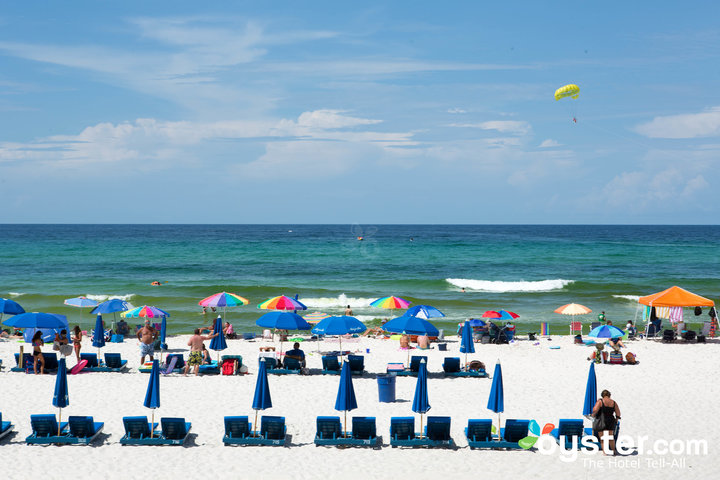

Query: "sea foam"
(85, 293), (136, 302)
(299, 294), (376, 309)
(445, 278), (573, 293)
(612, 295), (641, 302)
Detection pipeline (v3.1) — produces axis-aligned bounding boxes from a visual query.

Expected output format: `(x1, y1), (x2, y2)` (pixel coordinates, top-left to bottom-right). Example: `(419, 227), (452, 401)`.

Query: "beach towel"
(669, 307), (683, 323)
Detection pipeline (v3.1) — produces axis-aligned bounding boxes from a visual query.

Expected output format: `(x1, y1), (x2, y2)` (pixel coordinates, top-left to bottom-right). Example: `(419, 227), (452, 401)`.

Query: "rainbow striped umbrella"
(199, 292), (249, 319)
(304, 312), (331, 324)
(370, 296), (411, 310)
(121, 305), (170, 319)
(257, 295), (307, 311)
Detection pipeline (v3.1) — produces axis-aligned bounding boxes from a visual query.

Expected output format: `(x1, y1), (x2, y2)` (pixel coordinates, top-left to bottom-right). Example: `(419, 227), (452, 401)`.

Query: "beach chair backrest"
(15, 353), (33, 367)
(352, 417), (376, 440)
(261, 357), (277, 369)
(410, 356), (427, 372)
(558, 419), (584, 438)
(284, 357), (302, 370)
(161, 418), (188, 439)
(316, 416), (342, 439)
(43, 352), (59, 370)
(426, 416), (451, 441)
(80, 353), (99, 367)
(30, 414), (59, 437)
(105, 353), (122, 368)
(123, 416), (151, 438)
(322, 355), (340, 371)
(443, 357), (461, 373)
(69, 416), (95, 438)
(466, 419), (492, 441)
(166, 354), (185, 369)
(261, 416), (286, 440)
(503, 419), (529, 442)
(390, 417), (414, 440)
(347, 355), (364, 372)
(224, 416), (250, 439)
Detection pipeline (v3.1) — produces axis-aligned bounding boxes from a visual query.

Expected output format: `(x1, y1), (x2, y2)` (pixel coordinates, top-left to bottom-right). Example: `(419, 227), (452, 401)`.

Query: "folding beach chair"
(259, 416), (286, 445)
(223, 416), (252, 444)
(314, 416), (344, 445)
(424, 416), (454, 447)
(569, 321), (582, 335)
(351, 417), (378, 446)
(67, 416), (104, 444)
(662, 329), (676, 343)
(550, 419), (586, 450)
(465, 419), (496, 449)
(160, 418), (192, 445)
(0, 413), (13, 441)
(321, 355), (341, 375)
(497, 419), (530, 449)
(26, 414), (70, 444)
(389, 417), (417, 446)
(103, 353), (128, 371)
(120, 416), (159, 444)
(347, 355), (365, 375)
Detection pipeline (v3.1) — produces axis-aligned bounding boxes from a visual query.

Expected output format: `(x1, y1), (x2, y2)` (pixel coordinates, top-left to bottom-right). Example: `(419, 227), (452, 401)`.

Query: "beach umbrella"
(583, 362), (597, 417)
(411, 359), (431, 438)
(64, 296), (99, 326)
(256, 311), (311, 354)
(209, 316), (227, 361)
(304, 311), (330, 324)
(0, 298), (25, 323)
(252, 358), (272, 437)
(487, 362), (505, 440)
(370, 296), (411, 317)
(554, 303), (592, 315)
(335, 361), (358, 437)
(257, 295), (307, 311)
(92, 314), (105, 358)
(91, 298), (131, 332)
(468, 318), (486, 327)
(121, 305), (170, 319)
(459, 321), (475, 368)
(497, 310), (520, 321)
(588, 325), (625, 339)
(405, 305), (445, 320)
(53, 357), (69, 436)
(143, 360), (161, 438)
(199, 292), (249, 319)
(384, 315), (439, 366)
(482, 310), (502, 319)
(159, 317), (168, 350)
(311, 316), (367, 355)
(4, 312), (66, 329)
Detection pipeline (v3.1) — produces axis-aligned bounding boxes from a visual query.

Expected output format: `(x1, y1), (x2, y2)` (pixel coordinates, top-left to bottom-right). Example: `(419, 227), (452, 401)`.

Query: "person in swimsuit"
(32, 331), (45, 374)
(72, 325), (83, 363)
(183, 328), (218, 376)
(54, 329), (73, 357)
(137, 320), (157, 364)
(592, 389), (621, 454)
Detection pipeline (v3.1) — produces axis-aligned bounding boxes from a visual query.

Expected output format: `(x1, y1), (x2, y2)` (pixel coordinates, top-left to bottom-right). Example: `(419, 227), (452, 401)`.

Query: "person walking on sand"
(184, 328), (218, 376)
(137, 320), (157, 364)
(72, 325), (83, 363)
(592, 390), (621, 455)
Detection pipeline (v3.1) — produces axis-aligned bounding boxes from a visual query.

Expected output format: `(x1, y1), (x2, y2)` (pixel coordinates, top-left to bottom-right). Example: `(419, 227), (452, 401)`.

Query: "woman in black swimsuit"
(592, 389), (621, 454)
(32, 331), (45, 374)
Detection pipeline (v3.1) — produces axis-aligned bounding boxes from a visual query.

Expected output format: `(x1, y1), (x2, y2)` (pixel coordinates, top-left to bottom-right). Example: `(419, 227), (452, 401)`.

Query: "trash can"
(377, 374), (396, 403)
(437, 343), (447, 351)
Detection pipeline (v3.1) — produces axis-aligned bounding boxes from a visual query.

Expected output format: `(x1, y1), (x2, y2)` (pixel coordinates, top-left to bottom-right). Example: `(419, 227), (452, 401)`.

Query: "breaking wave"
(445, 278), (574, 293)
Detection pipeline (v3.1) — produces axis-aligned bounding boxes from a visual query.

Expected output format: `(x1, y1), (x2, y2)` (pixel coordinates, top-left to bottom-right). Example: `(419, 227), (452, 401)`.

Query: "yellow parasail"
(554, 84), (580, 101)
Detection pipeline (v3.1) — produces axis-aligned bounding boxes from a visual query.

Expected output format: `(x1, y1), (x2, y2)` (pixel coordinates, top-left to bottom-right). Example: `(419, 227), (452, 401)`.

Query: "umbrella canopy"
(468, 318), (486, 327)
(588, 325), (625, 339)
(304, 311), (330, 323)
(253, 359), (272, 411)
(383, 315), (439, 336)
(0, 298), (25, 316)
(497, 309), (519, 321)
(121, 305), (169, 319)
(412, 360), (431, 414)
(53, 358), (69, 409)
(554, 303), (592, 315)
(460, 321), (475, 354)
(334, 361), (358, 413)
(91, 299), (131, 315)
(311, 316), (367, 336)
(4, 312), (67, 329)
(92, 314), (105, 349)
(64, 296), (99, 308)
(487, 362), (504, 413)
(209, 316), (227, 352)
(370, 296), (411, 310)
(257, 295), (307, 311)
(256, 311), (311, 331)
(199, 292), (250, 308)
(583, 362), (597, 417)
(638, 286), (714, 307)
(405, 305), (445, 320)
(144, 360), (161, 409)
(482, 310), (502, 319)
(159, 317), (167, 350)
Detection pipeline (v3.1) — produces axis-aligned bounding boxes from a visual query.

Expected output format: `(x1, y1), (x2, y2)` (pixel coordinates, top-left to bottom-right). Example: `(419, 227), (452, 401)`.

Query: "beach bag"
(592, 408), (609, 432)
(625, 352), (637, 364)
(694, 306), (702, 316)
(222, 359), (236, 375)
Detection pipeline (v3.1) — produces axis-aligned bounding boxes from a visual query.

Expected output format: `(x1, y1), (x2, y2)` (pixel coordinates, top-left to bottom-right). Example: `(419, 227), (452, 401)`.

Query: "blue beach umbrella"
(144, 360), (161, 438)
(256, 311), (310, 355)
(0, 298), (25, 323)
(312, 315), (367, 354)
(252, 358), (272, 436)
(53, 357), (69, 436)
(468, 318), (486, 327)
(412, 359), (431, 437)
(405, 305), (445, 320)
(64, 296), (99, 326)
(334, 361), (358, 437)
(92, 314), (105, 349)
(383, 315), (440, 336)
(459, 321), (475, 368)
(209, 316), (227, 360)
(5, 312), (66, 329)
(91, 298), (131, 332)
(160, 317), (167, 351)
(487, 362), (505, 440)
(588, 325), (625, 339)
(583, 362), (597, 417)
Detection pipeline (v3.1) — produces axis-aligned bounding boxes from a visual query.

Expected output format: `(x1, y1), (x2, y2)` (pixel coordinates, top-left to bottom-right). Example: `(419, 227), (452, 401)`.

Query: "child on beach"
(32, 331), (45, 374)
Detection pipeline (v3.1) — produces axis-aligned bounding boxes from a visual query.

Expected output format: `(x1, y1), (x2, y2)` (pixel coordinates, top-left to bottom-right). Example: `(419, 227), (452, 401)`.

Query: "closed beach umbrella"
(53, 358), (69, 436)
(64, 296), (99, 326)
(588, 325), (625, 339)
(487, 362), (505, 440)
(257, 295), (307, 311)
(91, 298), (131, 332)
(92, 314), (105, 357)
(405, 305), (445, 320)
(554, 303), (592, 315)
(412, 359), (431, 438)
(583, 362), (597, 417)
(311, 316), (367, 355)
(252, 358), (272, 436)
(0, 298), (25, 323)
(159, 317), (167, 351)
(335, 361), (358, 437)
(199, 292), (249, 319)
(459, 321), (475, 368)
(209, 316), (227, 361)
(144, 360), (161, 438)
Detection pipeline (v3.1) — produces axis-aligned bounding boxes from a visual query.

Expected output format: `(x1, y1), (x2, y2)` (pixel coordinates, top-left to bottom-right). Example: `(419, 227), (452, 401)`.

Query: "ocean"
(1, 224), (718, 334)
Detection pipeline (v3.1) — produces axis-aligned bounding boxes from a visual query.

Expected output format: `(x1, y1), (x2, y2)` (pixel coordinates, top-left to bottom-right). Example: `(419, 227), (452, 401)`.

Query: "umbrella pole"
(151, 410), (155, 438)
(344, 410), (347, 438)
(498, 413), (502, 441)
(58, 408), (62, 436)
(254, 410), (259, 437)
(419, 413), (423, 439)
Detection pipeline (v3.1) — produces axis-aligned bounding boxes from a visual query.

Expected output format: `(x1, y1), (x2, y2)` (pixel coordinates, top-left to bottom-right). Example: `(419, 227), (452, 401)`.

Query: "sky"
(1, 1), (719, 224)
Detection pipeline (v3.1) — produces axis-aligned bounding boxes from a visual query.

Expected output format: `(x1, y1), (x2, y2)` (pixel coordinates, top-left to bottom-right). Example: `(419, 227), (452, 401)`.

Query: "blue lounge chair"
(351, 417), (378, 446)
(160, 418), (192, 445)
(390, 417), (417, 446)
(550, 419), (587, 449)
(347, 355), (365, 375)
(395, 356), (427, 377)
(497, 419), (530, 449)
(390, 416), (452, 448)
(442, 357), (488, 378)
(223, 416), (252, 444)
(266, 357), (301, 375)
(80, 353), (99, 367)
(25, 414), (70, 444)
(321, 355), (341, 375)
(0, 412), (13, 441)
(66, 416), (104, 444)
(314, 416), (344, 445)
(423, 416), (454, 447)
(119, 416), (160, 445)
(313, 416), (378, 447)
(103, 353), (128, 371)
(465, 419), (497, 449)
(242, 333), (256, 340)
(223, 415), (286, 446)
(13, 353), (60, 372)
(120, 416), (190, 445)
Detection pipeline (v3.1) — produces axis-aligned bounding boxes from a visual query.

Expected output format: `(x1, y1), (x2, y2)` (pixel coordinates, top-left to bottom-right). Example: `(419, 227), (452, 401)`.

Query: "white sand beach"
(0, 334), (717, 480)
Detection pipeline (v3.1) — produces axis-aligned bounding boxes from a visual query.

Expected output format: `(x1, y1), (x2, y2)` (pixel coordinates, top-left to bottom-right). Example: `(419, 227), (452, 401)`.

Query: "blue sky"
(1, 1), (719, 223)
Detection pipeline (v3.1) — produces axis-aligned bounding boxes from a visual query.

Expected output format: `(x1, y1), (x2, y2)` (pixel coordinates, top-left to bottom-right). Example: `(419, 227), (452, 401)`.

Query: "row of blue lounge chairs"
(321, 355), (487, 377)
(4, 412), (594, 449)
(11, 353), (127, 373)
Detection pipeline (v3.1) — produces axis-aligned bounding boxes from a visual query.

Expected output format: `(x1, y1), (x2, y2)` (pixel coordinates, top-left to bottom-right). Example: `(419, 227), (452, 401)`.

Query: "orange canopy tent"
(638, 286), (714, 308)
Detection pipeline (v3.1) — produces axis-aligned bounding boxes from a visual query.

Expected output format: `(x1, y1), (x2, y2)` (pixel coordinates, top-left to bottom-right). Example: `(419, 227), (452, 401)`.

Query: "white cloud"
(447, 108), (466, 114)
(296, 110), (381, 129)
(538, 139), (561, 148)
(448, 120), (531, 136)
(635, 106), (720, 138)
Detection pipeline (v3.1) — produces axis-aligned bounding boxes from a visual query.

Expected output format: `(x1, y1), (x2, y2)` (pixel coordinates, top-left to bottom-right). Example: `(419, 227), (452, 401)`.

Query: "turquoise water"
(1, 225), (718, 333)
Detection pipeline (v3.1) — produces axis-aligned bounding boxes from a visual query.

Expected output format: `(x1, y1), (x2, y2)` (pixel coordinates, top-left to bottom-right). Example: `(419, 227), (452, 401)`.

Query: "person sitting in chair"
(588, 343), (608, 364)
(608, 337), (625, 351)
(284, 342), (306, 368)
(116, 319), (129, 336)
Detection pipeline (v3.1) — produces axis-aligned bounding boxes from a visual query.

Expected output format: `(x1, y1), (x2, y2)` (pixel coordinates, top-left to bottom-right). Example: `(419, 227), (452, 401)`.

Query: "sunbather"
(399, 334), (410, 349)
(417, 335), (430, 349)
(32, 331), (45, 374)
